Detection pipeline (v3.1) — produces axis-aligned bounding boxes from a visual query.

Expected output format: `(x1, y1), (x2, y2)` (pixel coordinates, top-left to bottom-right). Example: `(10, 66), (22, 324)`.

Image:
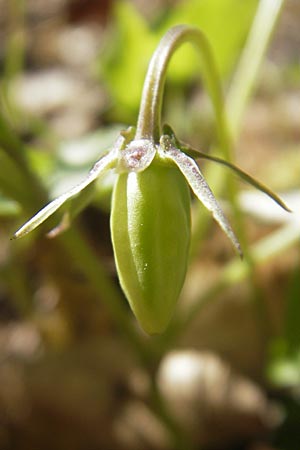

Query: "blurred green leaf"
(0, 194), (20, 216)
(285, 262), (300, 352)
(163, 0), (258, 80)
(268, 335), (300, 387)
(99, 0), (258, 114)
(268, 261), (300, 388)
(99, 1), (155, 115)
(268, 351), (300, 387)
(0, 149), (39, 209)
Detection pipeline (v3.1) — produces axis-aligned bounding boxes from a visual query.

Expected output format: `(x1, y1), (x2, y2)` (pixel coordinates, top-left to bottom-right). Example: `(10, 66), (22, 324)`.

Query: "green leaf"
(0, 195), (20, 216)
(0, 149), (38, 210)
(99, 1), (155, 114)
(163, 0), (259, 80)
(99, 0), (258, 114)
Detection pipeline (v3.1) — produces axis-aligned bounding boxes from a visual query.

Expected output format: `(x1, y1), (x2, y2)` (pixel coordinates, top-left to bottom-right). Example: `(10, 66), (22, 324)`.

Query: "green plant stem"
(0, 113), (49, 213)
(0, 259), (33, 316)
(226, 0), (285, 141)
(0, 0), (46, 211)
(4, 0), (26, 80)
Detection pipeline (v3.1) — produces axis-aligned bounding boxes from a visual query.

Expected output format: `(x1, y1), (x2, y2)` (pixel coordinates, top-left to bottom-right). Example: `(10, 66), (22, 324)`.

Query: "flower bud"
(110, 157), (191, 334)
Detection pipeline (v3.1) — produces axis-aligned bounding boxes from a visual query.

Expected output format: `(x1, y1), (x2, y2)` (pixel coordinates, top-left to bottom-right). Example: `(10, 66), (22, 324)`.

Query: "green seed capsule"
(110, 158), (191, 335)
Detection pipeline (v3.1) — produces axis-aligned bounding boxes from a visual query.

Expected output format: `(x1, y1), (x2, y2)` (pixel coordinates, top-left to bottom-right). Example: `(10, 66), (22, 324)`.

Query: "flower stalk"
(135, 25), (232, 160)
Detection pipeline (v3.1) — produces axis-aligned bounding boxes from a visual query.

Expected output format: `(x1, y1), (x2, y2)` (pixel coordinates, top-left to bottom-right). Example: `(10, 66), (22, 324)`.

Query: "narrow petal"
(159, 137), (242, 257)
(181, 146), (291, 212)
(162, 124), (291, 213)
(13, 148), (118, 239)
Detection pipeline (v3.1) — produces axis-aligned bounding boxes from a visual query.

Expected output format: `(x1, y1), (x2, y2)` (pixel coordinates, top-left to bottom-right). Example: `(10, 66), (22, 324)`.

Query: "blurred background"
(1, 0), (300, 449)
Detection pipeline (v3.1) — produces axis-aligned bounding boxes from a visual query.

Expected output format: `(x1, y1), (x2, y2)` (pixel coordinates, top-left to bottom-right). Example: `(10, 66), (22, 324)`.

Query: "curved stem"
(135, 25), (232, 161)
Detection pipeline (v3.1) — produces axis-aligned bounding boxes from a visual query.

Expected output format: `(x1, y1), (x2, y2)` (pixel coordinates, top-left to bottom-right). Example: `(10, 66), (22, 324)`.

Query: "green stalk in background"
(226, 0), (285, 141)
